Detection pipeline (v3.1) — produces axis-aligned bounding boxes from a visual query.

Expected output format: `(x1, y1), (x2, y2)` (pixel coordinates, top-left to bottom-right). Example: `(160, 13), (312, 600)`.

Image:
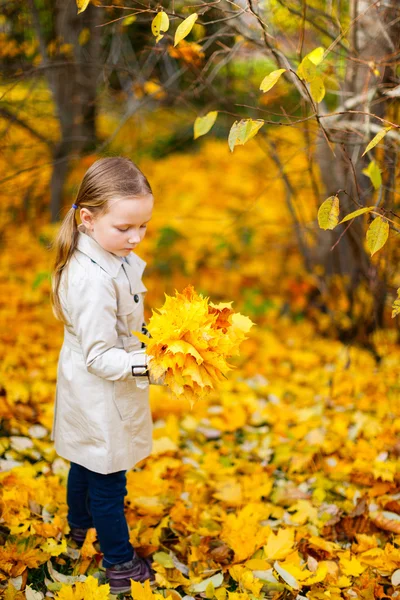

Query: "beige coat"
(51, 224), (153, 474)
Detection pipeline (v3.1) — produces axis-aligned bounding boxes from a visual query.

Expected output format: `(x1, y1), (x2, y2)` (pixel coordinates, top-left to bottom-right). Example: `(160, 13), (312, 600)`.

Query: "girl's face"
(80, 195), (153, 258)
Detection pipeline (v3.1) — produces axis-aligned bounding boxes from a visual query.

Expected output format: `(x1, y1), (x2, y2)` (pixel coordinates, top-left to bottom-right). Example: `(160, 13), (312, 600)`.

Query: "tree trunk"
(48, 0), (102, 222)
(314, 0), (399, 338)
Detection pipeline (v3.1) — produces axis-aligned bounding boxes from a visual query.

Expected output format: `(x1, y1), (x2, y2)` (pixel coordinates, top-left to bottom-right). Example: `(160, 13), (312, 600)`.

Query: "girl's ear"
(80, 207), (95, 231)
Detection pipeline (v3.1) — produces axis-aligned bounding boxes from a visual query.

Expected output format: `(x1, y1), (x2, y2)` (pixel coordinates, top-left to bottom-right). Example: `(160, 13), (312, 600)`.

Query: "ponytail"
(50, 206), (79, 325)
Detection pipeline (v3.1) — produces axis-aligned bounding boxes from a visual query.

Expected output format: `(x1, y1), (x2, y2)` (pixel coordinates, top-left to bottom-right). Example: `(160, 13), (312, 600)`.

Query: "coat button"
(134, 294), (140, 303)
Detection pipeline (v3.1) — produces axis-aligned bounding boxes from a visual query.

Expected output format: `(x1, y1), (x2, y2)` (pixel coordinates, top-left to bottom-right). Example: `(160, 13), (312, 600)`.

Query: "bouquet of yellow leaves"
(133, 285), (254, 408)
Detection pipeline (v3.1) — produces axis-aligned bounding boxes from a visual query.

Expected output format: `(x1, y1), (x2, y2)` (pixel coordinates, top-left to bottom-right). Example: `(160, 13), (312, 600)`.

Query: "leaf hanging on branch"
(228, 119), (264, 152)
(310, 76), (325, 103)
(339, 207), (374, 224)
(174, 13), (198, 46)
(152, 11), (170, 43)
(307, 46), (325, 65)
(194, 111), (218, 139)
(298, 47), (326, 100)
(259, 69), (286, 93)
(362, 160), (382, 190)
(76, 0), (91, 14)
(366, 217), (389, 256)
(317, 196), (339, 230)
(393, 289), (400, 318)
(362, 127), (392, 157)
(297, 57), (317, 82)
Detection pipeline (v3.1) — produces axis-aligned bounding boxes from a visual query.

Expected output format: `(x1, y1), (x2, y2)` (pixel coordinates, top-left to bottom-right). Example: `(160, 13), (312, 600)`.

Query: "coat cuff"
(130, 350), (149, 378)
(132, 365), (148, 376)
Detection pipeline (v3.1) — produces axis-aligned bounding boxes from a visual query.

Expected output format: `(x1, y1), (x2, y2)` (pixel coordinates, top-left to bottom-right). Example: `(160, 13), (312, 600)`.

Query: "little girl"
(50, 156), (161, 594)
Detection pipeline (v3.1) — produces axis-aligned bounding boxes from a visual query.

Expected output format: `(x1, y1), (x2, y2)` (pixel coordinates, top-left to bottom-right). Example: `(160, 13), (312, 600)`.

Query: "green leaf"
(297, 57), (316, 82)
(366, 216), (389, 256)
(362, 160), (382, 190)
(46, 582), (63, 592)
(152, 11), (170, 43)
(76, 0), (90, 14)
(310, 76), (325, 103)
(259, 69), (286, 93)
(153, 551), (175, 568)
(306, 46), (325, 65)
(317, 196), (339, 230)
(194, 111), (218, 139)
(228, 119), (264, 152)
(339, 206), (374, 224)
(174, 13), (198, 46)
(362, 126), (392, 156)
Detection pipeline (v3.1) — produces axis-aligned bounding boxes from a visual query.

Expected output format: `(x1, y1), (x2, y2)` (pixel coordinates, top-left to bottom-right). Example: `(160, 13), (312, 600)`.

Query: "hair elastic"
(72, 203), (78, 210)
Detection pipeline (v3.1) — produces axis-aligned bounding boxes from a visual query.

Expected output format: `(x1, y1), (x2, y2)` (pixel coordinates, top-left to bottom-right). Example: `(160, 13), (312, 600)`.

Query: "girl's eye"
(117, 225), (147, 232)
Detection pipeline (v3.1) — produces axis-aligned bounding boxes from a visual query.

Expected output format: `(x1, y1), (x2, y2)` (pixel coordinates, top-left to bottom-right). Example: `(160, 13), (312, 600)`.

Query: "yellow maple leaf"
(81, 528), (97, 559)
(131, 578), (172, 600)
(40, 537), (67, 557)
(133, 285), (254, 406)
(55, 576), (110, 600)
(263, 528), (294, 560)
(233, 569), (264, 595)
(337, 575), (352, 588)
(307, 536), (341, 556)
(339, 552), (367, 577)
(245, 558), (270, 570)
(301, 561), (328, 584)
(54, 586), (76, 600)
(213, 479), (243, 506)
(151, 563), (191, 588)
(221, 503), (271, 562)
(227, 593), (251, 600)
(287, 499), (318, 525)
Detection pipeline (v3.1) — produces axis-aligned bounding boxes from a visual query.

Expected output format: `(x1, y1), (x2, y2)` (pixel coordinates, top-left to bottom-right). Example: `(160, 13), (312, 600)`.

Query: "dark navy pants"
(67, 462), (134, 568)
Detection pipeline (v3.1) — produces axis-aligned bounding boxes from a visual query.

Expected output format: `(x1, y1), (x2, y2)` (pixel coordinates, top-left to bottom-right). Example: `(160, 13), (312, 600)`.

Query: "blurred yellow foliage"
(1, 85), (400, 598)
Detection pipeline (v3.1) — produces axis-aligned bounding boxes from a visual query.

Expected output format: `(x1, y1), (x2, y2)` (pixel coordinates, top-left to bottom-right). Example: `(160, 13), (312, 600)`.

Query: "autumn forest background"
(1, 0), (400, 598)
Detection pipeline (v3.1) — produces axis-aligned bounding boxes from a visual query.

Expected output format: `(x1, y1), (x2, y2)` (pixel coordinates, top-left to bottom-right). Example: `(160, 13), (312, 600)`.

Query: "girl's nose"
(128, 232), (140, 244)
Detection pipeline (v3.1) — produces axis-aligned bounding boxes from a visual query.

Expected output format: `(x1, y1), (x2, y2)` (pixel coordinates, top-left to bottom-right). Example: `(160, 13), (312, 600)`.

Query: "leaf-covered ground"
(1, 91), (400, 599)
(1, 219), (400, 600)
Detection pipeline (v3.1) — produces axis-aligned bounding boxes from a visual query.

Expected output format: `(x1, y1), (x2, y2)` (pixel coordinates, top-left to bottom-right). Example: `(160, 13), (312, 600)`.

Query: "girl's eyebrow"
(115, 219), (152, 226)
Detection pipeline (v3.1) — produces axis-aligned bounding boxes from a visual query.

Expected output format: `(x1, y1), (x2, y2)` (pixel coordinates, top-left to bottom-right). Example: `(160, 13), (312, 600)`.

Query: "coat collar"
(76, 224), (147, 286)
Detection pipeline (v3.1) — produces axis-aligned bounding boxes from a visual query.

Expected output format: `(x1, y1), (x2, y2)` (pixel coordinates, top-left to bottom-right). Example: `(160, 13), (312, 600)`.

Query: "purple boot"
(69, 527), (88, 547)
(106, 553), (156, 594)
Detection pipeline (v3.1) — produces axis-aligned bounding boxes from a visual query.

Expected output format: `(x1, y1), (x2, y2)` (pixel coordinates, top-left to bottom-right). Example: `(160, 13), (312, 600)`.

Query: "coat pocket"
(117, 292), (146, 337)
(113, 379), (149, 421)
(117, 278), (147, 316)
(117, 292), (140, 317)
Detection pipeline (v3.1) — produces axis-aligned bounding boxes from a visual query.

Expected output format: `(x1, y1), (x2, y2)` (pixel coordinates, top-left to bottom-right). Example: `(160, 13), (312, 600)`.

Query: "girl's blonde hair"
(50, 156), (153, 325)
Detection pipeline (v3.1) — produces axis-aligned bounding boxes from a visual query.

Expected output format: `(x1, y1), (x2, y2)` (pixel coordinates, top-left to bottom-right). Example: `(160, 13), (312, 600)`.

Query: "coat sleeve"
(66, 270), (147, 381)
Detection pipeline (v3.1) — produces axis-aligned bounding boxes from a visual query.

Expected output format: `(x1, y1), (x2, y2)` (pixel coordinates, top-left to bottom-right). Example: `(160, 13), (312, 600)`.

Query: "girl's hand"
(140, 322), (151, 348)
(131, 345), (166, 385)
